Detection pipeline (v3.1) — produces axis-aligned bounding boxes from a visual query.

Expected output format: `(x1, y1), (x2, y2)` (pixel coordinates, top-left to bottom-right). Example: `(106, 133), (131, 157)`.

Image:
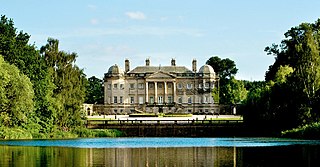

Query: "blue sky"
(2, 0), (320, 80)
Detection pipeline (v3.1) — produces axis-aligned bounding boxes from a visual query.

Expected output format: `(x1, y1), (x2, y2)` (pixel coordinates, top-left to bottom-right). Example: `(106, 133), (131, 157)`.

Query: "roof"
(128, 66), (194, 74)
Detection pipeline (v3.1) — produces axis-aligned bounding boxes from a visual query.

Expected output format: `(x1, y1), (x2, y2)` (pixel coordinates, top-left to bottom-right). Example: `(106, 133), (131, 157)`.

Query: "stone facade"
(102, 58), (219, 114)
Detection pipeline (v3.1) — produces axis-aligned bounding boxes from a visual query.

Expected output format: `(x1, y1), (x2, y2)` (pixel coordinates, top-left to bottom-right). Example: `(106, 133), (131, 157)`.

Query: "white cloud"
(90, 18), (99, 25)
(125, 11), (146, 20)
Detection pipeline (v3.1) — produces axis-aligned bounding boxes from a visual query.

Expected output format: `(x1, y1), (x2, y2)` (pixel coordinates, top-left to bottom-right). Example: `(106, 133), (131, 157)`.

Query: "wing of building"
(102, 58), (219, 114)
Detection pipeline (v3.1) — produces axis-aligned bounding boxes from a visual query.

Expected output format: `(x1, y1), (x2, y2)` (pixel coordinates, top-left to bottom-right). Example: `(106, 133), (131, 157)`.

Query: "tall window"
(138, 83), (144, 89)
(168, 96), (173, 103)
(120, 84), (124, 89)
(130, 83), (135, 89)
(113, 84), (118, 89)
(158, 96), (163, 104)
(177, 83), (182, 89)
(167, 83), (172, 88)
(187, 83), (192, 89)
(188, 97), (192, 104)
(130, 97), (134, 104)
(113, 96), (117, 103)
(149, 83), (154, 89)
(120, 96), (123, 104)
(150, 96), (154, 104)
(139, 96), (144, 104)
(178, 97), (182, 104)
(158, 83), (163, 89)
(107, 84), (111, 90)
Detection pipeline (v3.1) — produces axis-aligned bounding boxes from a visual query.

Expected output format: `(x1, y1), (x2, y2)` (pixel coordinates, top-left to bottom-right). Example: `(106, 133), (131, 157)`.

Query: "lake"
(0, 137), (320, 166)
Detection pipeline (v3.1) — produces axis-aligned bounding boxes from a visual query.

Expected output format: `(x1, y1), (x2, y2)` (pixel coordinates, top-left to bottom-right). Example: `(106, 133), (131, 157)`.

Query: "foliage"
(40, 38), (87, 130)
(281, 122), (320, 139)
(85, 76), (104, 104)
(243, 19), (320, 134)
(0, 15), (87, 138)
(0, 56), (34, 127)
(0, 127), (33, 139)
(206, 56), (243, 105)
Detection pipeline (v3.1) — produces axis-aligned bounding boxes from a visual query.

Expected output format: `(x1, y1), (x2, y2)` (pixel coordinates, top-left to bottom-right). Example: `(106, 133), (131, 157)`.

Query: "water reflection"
(1, 145), (320, 166)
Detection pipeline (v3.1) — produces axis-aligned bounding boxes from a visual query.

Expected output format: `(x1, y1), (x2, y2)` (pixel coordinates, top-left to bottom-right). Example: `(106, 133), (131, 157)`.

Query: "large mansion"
(101, 58), (219, 114)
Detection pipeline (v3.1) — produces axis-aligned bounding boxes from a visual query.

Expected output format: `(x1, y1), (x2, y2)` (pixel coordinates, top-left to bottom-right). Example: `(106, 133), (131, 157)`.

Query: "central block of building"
(103, 58), (219, 114)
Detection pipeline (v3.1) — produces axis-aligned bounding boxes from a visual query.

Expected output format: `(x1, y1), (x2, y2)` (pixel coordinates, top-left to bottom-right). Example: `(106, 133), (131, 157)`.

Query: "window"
(188, 97), (192, 104)
(158, 96), (163, 104)
(120, 96), (123, 104)
(178, 97), (182, 104)
(149, 83), (154, 89)
(205, 96), (208, 103)
(198, 83), (202, 89)
(139, 96), (144, 104)
(199, 97), (202, 104)
(205, 82), (210, 88)
(187, 83), (192, 89)
(114, 109), (117, 113)
(120, 84), (124, 89)
(167, 83), (172, 88)
(113, 84), (118, 89)
(138, 83), (144, 89)
(188, 109), (192, 113)
(158, 83), (163, 89)
(107, 84), (111, 90)
(130, 83), (135, 89)
(177, 83), (182, 89)
(130, 97), (134, 104)
(168, 96), (173, 103)
(113, 96), (117, 103)
(150, 96), (154, 104)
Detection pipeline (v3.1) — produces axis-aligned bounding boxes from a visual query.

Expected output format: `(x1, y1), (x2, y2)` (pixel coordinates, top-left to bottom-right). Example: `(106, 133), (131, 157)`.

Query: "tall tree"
(40, 38), (87, 129)
(85, 76), (104, 104)
(0, 56), (34, 127)
(0, 15), (56, 132)
(206, 56), (240, 104)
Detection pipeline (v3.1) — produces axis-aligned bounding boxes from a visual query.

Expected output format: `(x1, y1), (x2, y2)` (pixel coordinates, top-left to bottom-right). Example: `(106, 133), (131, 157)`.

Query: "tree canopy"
(206, 56), (246, 105)
(0, 55), (34, 127)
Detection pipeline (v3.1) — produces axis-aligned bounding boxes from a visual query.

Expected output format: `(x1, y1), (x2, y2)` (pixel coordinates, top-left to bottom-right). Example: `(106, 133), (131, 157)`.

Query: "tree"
(0, 55), (34, 127)
(206, 56), (240, 104)
(40, 38), (87, 129)
(0, 15), (57, 132)
(85, 76), (104, 104)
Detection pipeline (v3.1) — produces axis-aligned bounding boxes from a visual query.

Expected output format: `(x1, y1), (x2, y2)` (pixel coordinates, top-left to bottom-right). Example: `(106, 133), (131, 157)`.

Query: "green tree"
(206, 56), (240, 104)
(40, 38), (87, 129)
(265, 20), (320, 125)
(85, 76), (104, 104)
(0, 15), (57, 133)
(0, 55), (34, 127)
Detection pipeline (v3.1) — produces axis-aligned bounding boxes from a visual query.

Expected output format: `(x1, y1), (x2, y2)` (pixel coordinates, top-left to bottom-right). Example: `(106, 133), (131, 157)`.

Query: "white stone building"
(102, 58), (219, 114)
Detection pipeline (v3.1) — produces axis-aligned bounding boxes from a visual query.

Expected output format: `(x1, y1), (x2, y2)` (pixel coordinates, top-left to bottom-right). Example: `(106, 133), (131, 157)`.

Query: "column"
(173, 82), (176, 103)
(164, 82), (167, 103)
(154, 82), (158, 103)
(145, 82), (148, 103)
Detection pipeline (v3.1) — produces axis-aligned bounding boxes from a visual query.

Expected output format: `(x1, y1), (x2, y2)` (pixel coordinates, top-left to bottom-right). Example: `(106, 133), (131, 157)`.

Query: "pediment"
(147, 71), (176, 79)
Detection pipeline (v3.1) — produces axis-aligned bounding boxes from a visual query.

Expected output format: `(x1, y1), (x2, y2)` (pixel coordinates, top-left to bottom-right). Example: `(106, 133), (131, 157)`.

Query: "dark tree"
(85, 76), (104, 104)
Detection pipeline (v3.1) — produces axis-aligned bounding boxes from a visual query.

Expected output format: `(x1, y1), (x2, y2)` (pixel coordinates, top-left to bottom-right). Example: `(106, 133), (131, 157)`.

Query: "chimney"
(125, 59), (130, 73)
(146, 58), (150, 66)
(171, 58), (176, 66)
(192, 59), (197, 72)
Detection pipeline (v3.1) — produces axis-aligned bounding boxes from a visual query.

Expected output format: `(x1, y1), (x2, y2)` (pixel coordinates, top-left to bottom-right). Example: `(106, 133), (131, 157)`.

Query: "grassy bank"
(0, 126), (125, 140)
(281, 122), (320, 139)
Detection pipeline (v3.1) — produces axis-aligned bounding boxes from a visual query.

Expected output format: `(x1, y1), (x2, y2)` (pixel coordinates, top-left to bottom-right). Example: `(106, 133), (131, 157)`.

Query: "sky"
(2, 0), (320, 81)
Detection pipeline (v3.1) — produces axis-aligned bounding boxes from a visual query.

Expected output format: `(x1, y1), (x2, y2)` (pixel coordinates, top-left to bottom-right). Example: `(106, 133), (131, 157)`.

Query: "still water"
(0, 138), (320, 166)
